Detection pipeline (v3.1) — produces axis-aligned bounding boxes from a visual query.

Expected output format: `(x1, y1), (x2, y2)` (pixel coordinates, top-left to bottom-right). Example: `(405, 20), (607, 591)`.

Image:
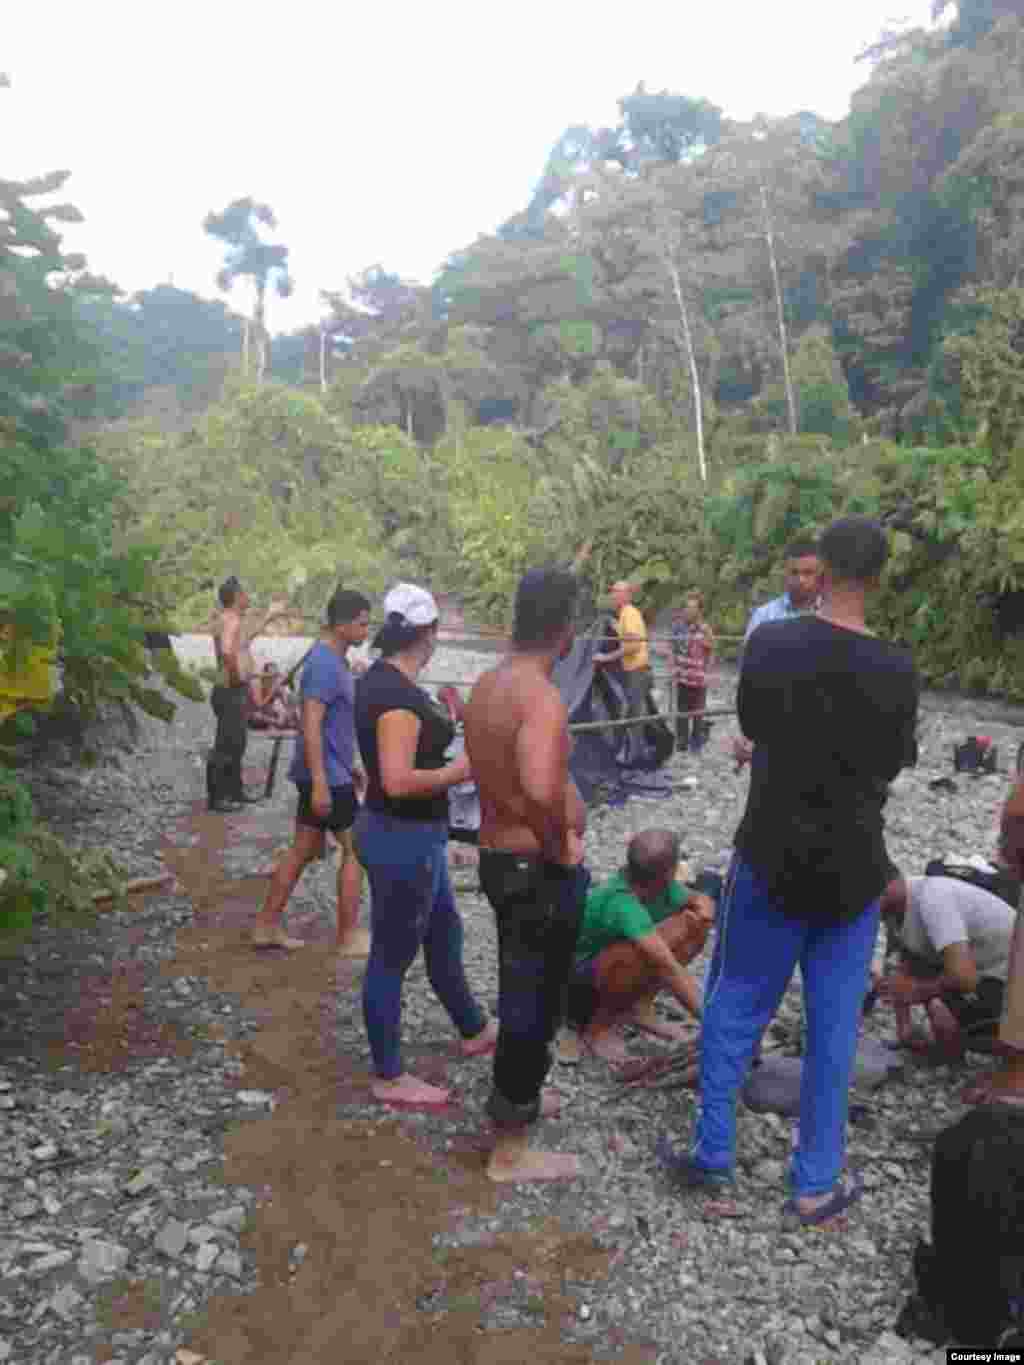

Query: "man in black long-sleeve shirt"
(660, 517), (919, 1224)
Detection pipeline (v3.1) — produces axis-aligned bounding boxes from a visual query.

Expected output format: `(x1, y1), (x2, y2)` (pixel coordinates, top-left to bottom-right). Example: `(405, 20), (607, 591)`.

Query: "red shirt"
(676, 623), (714, 690)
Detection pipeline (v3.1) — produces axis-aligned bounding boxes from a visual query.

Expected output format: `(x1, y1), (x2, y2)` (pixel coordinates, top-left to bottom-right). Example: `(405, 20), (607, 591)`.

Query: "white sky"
(6, 0), (934, 333)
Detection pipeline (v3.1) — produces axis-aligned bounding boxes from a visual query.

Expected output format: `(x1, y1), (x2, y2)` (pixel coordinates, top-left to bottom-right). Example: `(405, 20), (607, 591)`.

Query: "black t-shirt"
(734, 616), (919, 921)
(355, 659), (456, 823)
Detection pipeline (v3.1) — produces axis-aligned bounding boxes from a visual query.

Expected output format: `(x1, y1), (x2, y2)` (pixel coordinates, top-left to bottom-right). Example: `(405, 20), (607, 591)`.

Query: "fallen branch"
(92, 873), (173, 906)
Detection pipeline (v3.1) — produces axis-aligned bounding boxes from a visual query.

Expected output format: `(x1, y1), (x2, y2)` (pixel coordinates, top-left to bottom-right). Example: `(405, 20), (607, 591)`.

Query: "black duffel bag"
(897, 1105), (1024, 1348)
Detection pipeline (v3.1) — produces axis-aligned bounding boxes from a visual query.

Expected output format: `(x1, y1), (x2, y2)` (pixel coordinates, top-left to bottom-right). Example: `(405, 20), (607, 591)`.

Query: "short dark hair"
(819, 516), (888, 583)
(626, 829), (681, 884)
(218, 575), (243, 607)
(372, 614), (435, 657)
(512, 567), (578, 649)
(784, 538), (819, 561)
(327, 589), (370, 626)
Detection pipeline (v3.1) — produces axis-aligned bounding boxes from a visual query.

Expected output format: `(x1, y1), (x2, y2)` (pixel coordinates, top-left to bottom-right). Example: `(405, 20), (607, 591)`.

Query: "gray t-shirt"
(902, 876), (1016, 981)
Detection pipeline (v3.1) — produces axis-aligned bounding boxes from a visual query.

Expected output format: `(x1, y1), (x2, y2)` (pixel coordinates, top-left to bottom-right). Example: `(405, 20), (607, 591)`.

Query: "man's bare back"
(464, 658), (584, 858)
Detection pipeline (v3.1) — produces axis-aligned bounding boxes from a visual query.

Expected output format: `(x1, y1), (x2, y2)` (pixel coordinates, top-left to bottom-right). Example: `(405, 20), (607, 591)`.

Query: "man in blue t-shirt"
(733, 538), (822, 770)
(252, 588), (371, 952)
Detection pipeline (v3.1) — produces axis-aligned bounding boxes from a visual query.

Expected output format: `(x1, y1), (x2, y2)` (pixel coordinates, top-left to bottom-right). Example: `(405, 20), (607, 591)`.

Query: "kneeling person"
(570, 830), (715, 1061)
(878, 873), (1016, 1058)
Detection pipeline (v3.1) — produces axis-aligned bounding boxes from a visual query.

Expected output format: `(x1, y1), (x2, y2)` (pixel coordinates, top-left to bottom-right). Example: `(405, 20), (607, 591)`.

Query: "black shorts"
(294, 782), (357, 833)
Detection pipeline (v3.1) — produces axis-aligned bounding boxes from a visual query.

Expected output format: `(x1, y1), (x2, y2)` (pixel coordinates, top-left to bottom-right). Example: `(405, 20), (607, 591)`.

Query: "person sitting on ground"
(252, 589), (371, 953)
(355, 583), (497, 1112)
(568, 829), (715, 1062)
(248, 661), (298, 731)
(876, 873), (1016, 1061)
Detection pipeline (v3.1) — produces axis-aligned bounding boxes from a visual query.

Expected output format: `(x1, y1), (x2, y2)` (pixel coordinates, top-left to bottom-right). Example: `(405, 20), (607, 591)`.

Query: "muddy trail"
(154, 775), (657, 1365)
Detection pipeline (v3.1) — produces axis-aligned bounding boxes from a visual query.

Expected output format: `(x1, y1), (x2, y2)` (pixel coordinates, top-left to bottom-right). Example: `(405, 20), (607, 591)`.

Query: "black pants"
(206, 684), (249, 804)
(676, 685), (707, 749)
(479, 852), (590, 1126)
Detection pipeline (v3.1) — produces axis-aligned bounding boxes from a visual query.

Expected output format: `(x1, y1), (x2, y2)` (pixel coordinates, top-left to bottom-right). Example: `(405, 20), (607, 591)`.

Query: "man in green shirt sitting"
(569, 829), (716, 1062)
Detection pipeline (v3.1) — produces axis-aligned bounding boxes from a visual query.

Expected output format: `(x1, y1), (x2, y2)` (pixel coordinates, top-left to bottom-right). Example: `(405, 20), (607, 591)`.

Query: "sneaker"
(656, 1137), (734, 1190)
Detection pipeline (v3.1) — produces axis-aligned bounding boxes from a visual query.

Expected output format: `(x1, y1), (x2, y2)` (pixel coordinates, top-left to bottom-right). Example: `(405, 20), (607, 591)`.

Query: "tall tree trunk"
(760, 183), (798, 437)
(665, 259), (707, 485)
(319, 327), (328, 393)
(241, 317), (250, 377)
(254, 280), (268, 384)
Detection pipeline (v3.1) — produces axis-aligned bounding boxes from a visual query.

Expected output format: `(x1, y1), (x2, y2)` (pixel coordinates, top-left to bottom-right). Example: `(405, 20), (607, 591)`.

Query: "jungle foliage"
(1, 76), (198, 934)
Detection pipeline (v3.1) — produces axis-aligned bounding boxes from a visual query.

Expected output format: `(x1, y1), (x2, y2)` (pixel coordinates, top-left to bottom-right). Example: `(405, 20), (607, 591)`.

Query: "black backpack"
(897, 1106), (1024, 1347)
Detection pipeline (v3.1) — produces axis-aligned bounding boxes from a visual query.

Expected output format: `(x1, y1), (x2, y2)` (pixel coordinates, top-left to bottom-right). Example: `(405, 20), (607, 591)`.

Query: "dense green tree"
(943, 285), (1024, 459)
(78, 283), (244, 418)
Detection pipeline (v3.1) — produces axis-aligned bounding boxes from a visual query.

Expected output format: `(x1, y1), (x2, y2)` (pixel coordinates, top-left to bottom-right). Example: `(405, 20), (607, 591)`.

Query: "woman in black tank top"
(354, 584), (496, 1110)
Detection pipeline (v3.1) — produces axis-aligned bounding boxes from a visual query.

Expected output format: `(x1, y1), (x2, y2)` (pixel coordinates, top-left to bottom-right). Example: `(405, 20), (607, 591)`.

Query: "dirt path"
(158, 769), (658, 1365)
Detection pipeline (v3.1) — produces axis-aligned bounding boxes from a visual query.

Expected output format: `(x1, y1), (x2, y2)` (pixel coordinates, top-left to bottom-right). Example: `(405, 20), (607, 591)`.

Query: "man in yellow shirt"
(595, 581), (649, 763)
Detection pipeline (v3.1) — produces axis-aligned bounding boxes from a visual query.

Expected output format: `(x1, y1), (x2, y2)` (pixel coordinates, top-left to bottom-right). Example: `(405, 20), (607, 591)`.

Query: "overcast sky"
(7, 0), (934, 333)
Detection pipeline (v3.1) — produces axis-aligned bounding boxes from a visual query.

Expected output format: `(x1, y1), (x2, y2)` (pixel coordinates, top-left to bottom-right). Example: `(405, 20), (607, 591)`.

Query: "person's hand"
(448, 752), (472, 785)
(560, 830), (585, 867)
(876, 970), (918, 1008)
(311, 779), (332, 820)
(732, 736), (754, 769)
(685, 892), (716, 925)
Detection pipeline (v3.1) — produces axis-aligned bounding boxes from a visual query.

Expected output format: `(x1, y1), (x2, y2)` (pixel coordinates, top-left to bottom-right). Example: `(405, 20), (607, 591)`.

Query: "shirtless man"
(206, 576), (288, 812)
(464, 566), (588, 1182)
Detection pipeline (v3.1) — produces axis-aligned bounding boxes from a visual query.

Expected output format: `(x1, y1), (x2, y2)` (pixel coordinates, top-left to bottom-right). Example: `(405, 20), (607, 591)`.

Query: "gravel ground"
(2, 639), (1020, 1364)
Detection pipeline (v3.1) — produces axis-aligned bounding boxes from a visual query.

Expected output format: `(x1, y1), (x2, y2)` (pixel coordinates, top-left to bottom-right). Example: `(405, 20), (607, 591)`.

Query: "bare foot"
(460, 1018), (499, 1058)
(372, 1074), (451, 1106)
(583, 1027), (632, 1063)
(252, 929), (305, 951)
(337, 927), (371, 958)
(487, 1148), (582, 1183)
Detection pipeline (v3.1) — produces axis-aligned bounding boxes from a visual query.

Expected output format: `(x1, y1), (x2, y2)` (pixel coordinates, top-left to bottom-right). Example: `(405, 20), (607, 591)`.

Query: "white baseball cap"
(381, 582), (439, 627)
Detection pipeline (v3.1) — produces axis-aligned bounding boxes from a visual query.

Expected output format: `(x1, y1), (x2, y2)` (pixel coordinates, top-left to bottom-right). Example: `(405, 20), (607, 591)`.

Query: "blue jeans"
(692, 856), (880, 1197)
(356, 809), (486, 1080)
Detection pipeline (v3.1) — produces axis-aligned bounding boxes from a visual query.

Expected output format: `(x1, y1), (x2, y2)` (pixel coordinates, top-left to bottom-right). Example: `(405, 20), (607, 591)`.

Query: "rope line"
(566, 705), (736, 734)
(256, 617), (748, 645)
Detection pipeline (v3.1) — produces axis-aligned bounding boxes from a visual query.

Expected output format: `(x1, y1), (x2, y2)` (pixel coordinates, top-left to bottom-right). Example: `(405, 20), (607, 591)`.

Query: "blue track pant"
(692, 856), (880, 1198)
